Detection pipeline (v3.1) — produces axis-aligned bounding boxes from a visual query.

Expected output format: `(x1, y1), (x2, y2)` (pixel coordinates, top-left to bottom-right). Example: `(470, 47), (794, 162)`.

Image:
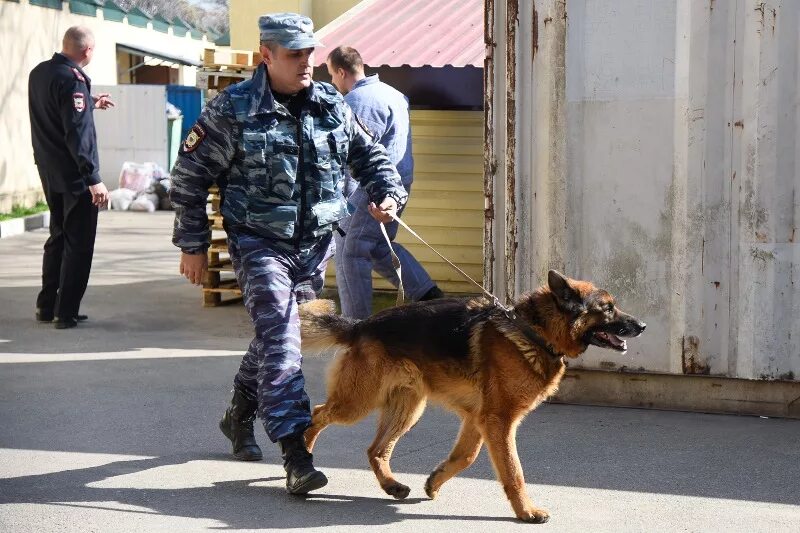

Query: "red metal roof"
(314, 0), (484, 68)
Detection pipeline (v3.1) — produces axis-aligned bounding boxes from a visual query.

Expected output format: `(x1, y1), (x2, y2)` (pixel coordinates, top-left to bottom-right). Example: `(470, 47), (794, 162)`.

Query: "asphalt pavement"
(1, 212), (798, 532)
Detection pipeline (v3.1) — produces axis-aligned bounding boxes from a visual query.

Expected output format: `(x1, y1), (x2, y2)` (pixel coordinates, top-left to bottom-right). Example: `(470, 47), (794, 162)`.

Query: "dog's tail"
(298, 299), (358, 354)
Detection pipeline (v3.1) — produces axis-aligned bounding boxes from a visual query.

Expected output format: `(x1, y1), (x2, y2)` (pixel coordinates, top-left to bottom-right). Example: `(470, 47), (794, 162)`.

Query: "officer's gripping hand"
(180, 252), (208, 286)
(368, 197), (398, 224)
(88, 182), (109, 207)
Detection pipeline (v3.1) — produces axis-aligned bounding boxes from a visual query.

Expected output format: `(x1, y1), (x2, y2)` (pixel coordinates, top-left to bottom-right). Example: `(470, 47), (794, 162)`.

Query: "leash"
(378, 221), (405, 306)
(378, 214), (564, 360)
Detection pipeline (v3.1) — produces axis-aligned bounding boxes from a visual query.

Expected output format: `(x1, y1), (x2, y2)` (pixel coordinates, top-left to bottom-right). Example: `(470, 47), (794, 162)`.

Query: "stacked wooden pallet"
(195, 47), (262, 306)
(202, 187), (241, 307)
(196, 48), (261, 93)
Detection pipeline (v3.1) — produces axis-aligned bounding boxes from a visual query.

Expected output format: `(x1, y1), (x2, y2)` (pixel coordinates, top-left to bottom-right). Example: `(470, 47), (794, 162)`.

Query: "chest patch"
(73, 93), (85, 112)
(183, 124), (206, 153)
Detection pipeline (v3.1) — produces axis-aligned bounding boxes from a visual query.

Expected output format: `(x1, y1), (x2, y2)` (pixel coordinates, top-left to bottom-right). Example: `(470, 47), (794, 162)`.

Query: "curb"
(0, 212), (50, 239)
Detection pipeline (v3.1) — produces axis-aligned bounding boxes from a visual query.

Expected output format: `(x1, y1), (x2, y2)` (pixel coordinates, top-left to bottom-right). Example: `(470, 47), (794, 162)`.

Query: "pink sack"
(118, 162), (154, 193)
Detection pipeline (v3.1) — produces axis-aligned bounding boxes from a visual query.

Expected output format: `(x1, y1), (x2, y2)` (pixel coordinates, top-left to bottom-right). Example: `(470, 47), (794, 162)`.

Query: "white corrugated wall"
(93, 85), (169, 188)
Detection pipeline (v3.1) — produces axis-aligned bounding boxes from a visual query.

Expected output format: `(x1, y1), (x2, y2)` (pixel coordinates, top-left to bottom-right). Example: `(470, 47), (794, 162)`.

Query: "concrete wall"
(0, 0), (209, 212)
(487, 0), (799, 382)
(229, 0), (361, 50)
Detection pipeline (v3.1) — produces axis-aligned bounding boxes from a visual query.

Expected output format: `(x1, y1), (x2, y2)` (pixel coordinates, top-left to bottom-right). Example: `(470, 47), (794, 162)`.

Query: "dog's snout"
(615, 319), (646, 337)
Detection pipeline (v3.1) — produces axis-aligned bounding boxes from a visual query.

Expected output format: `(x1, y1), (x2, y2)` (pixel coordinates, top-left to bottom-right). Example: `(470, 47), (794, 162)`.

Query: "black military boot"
(279, 434), (328, 495)
(418, 285), (444, 301)
(219, 388), (263, 461)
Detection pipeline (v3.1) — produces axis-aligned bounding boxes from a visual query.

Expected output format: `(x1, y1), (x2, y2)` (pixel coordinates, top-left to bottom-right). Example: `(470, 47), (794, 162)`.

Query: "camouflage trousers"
(228, 230), (333, 442)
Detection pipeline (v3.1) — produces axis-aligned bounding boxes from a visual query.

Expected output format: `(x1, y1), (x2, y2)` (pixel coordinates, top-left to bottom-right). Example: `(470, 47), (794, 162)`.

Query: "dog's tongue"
(608, 335), (628, 353)
(608, 334), (626, 350)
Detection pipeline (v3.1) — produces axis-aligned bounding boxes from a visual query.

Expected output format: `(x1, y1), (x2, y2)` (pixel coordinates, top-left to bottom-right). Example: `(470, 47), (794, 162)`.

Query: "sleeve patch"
(183, 124), (206, 153)
(72, 93), (85, 112)
(354, 114), (375, 141)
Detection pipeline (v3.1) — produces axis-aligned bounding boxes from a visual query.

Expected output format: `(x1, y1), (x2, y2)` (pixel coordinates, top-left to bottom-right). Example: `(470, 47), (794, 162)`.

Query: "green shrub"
(0, 202), (49, 222)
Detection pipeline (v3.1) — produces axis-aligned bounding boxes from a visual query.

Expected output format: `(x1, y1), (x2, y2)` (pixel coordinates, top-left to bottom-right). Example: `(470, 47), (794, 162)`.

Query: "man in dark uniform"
(28, 26), (113, 330)
(170, 13), (407, 495)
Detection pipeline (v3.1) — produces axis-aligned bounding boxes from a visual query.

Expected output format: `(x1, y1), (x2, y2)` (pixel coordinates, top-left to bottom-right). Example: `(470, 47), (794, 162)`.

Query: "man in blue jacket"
(326, 46), (443, 319)
(28, 26), (114, 329)
(171, 14), (407, 495)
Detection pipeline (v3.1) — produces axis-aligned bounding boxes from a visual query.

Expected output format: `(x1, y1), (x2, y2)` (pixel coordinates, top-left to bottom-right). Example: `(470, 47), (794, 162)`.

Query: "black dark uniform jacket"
(29, 53), (101, 194)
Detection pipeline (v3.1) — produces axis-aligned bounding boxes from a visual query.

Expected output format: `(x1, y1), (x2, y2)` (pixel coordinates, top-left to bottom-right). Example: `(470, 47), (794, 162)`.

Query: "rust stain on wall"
(682, 335), (710, 375)
(532, 3), (538, 62)
(483, 0), (496, 293)
(505, 0), (519, 302)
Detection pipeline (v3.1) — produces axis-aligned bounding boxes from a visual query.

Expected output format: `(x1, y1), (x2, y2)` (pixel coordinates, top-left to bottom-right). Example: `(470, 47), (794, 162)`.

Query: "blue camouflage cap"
(258, 12), (322, 49)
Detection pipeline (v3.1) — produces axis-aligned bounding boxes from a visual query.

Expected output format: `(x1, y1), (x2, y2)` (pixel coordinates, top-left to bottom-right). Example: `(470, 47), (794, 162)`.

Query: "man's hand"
(180, 252), (208, 286)
(93, 93), (115, 110)
(88, 182), (109, 207)
(368, 197), (398, 223)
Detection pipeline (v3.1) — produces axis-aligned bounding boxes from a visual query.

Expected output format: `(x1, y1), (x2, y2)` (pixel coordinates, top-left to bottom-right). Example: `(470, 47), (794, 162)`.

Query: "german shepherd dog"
(300, 270), (645, 523)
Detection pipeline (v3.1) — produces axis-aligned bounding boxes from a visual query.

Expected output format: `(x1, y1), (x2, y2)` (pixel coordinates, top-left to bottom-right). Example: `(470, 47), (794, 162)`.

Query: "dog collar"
(501, 308), (565, 360)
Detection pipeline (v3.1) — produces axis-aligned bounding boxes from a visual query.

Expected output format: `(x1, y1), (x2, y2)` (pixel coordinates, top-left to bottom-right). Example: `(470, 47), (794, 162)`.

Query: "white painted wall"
(0, 0), (208, 211)
(489, 0), (799, 381)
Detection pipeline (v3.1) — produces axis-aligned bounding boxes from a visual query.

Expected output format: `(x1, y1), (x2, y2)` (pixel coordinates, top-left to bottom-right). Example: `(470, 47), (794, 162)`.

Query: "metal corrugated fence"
(326, 110), (485, 294)
(166, 85), (203, 142)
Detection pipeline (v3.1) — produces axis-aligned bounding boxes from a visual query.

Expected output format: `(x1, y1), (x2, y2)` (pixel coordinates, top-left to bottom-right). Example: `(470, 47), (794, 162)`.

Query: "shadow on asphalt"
(0, 454), (518, 529)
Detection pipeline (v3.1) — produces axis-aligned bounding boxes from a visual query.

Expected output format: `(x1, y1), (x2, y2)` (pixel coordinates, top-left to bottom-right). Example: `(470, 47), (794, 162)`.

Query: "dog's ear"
(548, 270), (583, 311)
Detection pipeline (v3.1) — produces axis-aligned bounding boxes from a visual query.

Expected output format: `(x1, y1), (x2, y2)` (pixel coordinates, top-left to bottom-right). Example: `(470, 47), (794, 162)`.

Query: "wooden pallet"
(198, 48), (262, 92)
(202, 190), (241, 307)
(196, 70), (251, 91)
(203, 48), (262, 69)
(202, 277), (242, 307)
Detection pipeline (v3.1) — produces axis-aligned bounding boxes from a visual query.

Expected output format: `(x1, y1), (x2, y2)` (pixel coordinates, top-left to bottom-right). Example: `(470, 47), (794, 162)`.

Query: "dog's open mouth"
(588, 331), (628, 353)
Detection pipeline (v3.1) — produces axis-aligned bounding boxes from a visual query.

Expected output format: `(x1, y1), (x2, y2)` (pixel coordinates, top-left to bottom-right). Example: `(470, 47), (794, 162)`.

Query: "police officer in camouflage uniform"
(170, 13), (407, 495)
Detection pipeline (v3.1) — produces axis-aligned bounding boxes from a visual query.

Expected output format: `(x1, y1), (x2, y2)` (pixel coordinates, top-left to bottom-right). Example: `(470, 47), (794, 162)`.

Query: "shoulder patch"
(72, 92), (85, 112)
(183, 124), (206, 153)
(354, 114), (374, 140)
(70, 67), (86, 83)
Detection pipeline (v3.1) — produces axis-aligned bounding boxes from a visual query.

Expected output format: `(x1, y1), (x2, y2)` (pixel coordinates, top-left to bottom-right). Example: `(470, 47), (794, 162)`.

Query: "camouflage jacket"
(170, 64), (407, 254)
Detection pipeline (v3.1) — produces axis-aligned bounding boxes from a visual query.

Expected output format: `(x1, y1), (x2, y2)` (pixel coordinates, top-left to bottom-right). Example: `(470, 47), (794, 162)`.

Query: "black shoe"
(36, 309), (54, 322)
(219, 388), (263, 461)
(418, 285), (444, 301)
(54, 317), (78, 329)
(38, 310), (88, 322)
(279, 434), (328, 495)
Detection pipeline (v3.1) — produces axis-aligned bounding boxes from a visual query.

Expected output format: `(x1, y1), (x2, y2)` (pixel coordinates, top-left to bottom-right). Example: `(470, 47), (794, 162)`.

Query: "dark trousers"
(36, 177), (98, 318)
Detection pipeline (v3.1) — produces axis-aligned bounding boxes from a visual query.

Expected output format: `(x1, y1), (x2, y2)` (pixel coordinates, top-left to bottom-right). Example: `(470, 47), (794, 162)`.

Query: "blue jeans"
(334, 187), (435, 319)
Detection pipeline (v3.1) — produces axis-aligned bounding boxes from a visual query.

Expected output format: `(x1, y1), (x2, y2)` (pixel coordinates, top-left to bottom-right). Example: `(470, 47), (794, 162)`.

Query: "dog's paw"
(384, 481), (411, 500)
(423, 474), (439, 499)
(517, 507), (550, 524)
